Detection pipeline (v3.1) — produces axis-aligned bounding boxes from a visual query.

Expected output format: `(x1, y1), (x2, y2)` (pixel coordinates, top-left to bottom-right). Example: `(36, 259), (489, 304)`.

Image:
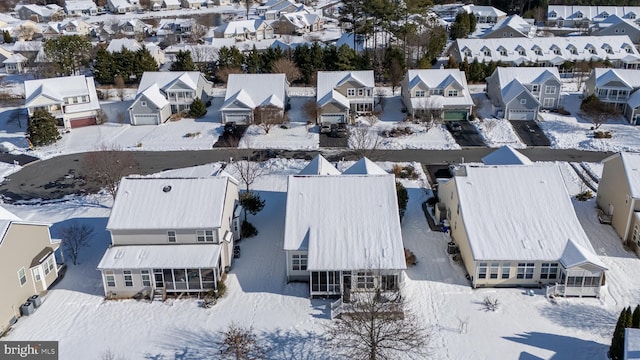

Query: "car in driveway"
(320, 123), (332, 134)
(447, 121), (462, 133)
(223, 121), (236, 136)
(330, 123), (348, 138)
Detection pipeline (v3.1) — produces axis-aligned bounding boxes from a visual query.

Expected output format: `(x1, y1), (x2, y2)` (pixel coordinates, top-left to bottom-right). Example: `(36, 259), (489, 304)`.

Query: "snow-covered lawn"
(5, 159), (640, 359)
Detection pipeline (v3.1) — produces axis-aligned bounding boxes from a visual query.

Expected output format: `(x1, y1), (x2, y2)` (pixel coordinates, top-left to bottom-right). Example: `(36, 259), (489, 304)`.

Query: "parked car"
(223, 121), (236, 136)
(320, 123), (332, 134)
(447, 122), (462, 133)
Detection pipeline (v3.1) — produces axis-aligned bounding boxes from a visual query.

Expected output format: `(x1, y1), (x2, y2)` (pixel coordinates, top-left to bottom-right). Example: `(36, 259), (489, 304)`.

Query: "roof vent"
(163, 185), (172, 193)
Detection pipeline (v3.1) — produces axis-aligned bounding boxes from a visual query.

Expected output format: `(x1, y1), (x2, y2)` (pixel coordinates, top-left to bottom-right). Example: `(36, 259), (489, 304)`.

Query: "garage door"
(443, 110), (468, 121)
(70, 117), (97, 128)
(133, 114), (159, 125)
(225, 113), (251, 124)
(320, 114), (345, 124)
(508, 110), (536, 121)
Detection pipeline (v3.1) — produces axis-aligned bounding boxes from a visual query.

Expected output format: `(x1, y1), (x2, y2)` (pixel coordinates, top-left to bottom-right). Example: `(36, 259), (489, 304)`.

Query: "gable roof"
(284, 174), (406, 271)
(482, 146), (532, 165)
(480, 15), (536, 38)
(131, 83), (169, 109)
(106, 177), (233, 230)
(603, 152), (640, 198)
(462, 5), (506, 18)
(24, 75), (95, 107)
(548, 5), (640, 21)
(221, 73), (287, 110)
(137, 72), (202, 93)
(406, 69), (474, 108)
(106, 38), (142, 53)
(299, 155), (340, 175)
(593, 68), (640, 88)
(449, 164), (601, 263)
(216, 19), (267, 35)
(560, 238), (607, 269)
(342, 157), (387, 175)
(316, 70), (374, 104)
(491, 67), (561, 88)
(0, 205), (52, 247)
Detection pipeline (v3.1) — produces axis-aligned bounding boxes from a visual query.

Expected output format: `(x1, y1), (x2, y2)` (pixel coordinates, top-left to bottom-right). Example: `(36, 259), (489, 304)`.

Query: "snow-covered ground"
(4, 158), (640, 359)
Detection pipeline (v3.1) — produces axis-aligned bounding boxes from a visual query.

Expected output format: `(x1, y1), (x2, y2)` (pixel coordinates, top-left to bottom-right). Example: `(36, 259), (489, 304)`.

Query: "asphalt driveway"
(447, 121), (486, 147)
(509, 120), (552, 147)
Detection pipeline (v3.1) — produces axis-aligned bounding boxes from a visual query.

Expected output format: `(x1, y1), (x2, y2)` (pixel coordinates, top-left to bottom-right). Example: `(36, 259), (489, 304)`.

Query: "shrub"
(215, 280), (227, 299)
(241, 220), (258, 238)
(183, 131), (201, 138)
(405, 248), (417, 267)
(576, 190), (594, 201)
(27, 109), (60, 146)
(396, 181), (408, 220)
(392, 164), (420, 180)
(483, 296), (500, 312)
(188, 98), (207, 118)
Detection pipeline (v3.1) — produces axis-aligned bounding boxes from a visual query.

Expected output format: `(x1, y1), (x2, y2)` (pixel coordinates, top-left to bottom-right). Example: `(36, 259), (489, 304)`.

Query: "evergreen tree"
(294, 44), (313, 84)
(450, 12), (470, 40)
(422, 26), (447, 66)
(93, 47), (115, 85)
(459, 58), (470, 74)
(112, 47), (135, 84)
(633, 305), (640, 328)
(626, 307), (634, 328)
(335, 44), (356, 70)
(188, 98), (207, 118)
(396, 181), (408, 220)
(239, 191), (265, 222)
(611, 308), (633, 360)
(469, 58), (485, 82)
(27, 109), (60, 147)
(133, 46), (159, 81)
(44, 35), (92, 76)
(339, 0), (366, 50)
(260, 47), (282, 74)
(3, 30), (12, 44)
(170, 50), (195, 71)
(446, 56), (458, 69)
(468, 12), (477, 34)
(244, 45), (260, 73)
(217, 46), (244, 69)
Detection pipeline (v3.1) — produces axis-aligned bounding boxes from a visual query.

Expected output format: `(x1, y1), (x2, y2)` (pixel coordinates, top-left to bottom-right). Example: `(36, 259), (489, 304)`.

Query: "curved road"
(0, 148), (615, 201)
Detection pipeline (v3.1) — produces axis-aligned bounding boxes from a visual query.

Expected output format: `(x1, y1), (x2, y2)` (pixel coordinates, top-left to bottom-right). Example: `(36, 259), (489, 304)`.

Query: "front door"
(154, 269), (164, 288)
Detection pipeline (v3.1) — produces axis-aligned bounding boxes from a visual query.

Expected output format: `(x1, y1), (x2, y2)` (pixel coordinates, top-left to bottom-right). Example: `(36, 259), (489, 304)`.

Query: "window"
(483, 49), (491, 56)
(64, 98), (71, 104)
(490, 262), (499, 279)
(501, 262), (510, 279)
(531, 85), (539, 92)
(520, 99), (527, 105)
(626, 46), (634, 54)
(545, 86), (556, 94)
(357, 88), (364, 96)
(598, 89), (608, 97)
(44, 256), (54, 275)
(33, 268), (41, 281)
(18, 267), (27, 286)
(82, 95), (88, 102)
(499, 48), (507, 56)
(123, 270), (133, 287)
(566, 276), (583, 286)
(543, 98), (555, 108)
(141, 270), (151, 286)
(518, 48), (526, 56)
(611, 89), (619, 97)
(605, 47), (613, 54)
(141, 101), (147, 107)
(464, 50), (472, 57)
(569, 47), (578, 55)
(517, 263), (535, 279)
(356, 272), (375, 289)
(73, 97), (79, 104)
(431, 89), (443, 96)
(105, 270), (115, 287)
(292, 254), (307, 271)
(552, 47), (561, 55)
(534, 47), (542, 56)
(576, 12), (583, 18)
(549, 12), (556, 18)
(381, 275), (398, 290)
(448, 90), (458, 97)
(415, 90), (426, 97)
(588, 47), (596, 54)
(540, 263), (558, 279)
(478, 263), (487, 279)
(347, 88), (356, 96)
(168, 231), (176, 242)
(196, 230), (214, 242)
(583, 277), (600, 287)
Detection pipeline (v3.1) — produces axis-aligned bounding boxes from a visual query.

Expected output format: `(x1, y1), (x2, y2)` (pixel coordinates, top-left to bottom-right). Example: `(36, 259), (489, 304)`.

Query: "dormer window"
(601, 12), (609, 18)
(567, 45), (578, 55)
(586, 45), (597, 54)
(498, 46), (507, 56)
(551, 46), (561, 55)
(549, 11), (557, 18)
(464, 49), (472, 57)
(415, 90), (426, 97)
(576, 12), (583, 18)
(517, 46), (526, 56)
(483, 48), (491, 57)
(604, 46), (613, 54)
(447, 89), (458, 97)
(624, 44), (634, 54)
(629, 13), (637, 19)
(533, 46), (542, 56)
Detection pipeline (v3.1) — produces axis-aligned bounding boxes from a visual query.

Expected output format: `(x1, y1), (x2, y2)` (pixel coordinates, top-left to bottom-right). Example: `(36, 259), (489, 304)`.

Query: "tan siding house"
(316, 71), (375, 124)
(0, 208), (62, 335)
(597, 153), (640, 254)
(97, 175), (241, 300)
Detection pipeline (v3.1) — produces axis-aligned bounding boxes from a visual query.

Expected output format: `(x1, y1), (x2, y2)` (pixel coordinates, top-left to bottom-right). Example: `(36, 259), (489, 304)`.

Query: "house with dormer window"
(97, 176), (241, 300)
(486, 67), (561, 120)
(401, 69), (473, 121)
(220, 73), (288, 124)
(24, 75), (101, 129)
(316, 71), (375, 124)
(591, 15), (640, 44)
(479, 14), (536, 39)
(584, 68), (640, 124)
(547, 6), (640, 27)
(128, 71), (213, 125)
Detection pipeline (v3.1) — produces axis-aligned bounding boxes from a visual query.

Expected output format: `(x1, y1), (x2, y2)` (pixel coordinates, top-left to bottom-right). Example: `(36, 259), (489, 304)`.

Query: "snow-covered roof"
(548, 5), (640, 22)
(593, 68), (640, 89)
(138, 72), (202, 93)
(216, 19), (267, 35)
(480, 14), (536, 38)
(462, 5), (506, 18)
(454, 36), (639, 64)
(406, 69), (474, 108)
(106, 177), (232, 230)
(131, 83), (169, 109)
(298, 155), (340, 175)
(490, 67), (561, 104)
(342, 157), (387, 175)
(316, 71), (374, 106)
(284, 174), (406, 271)
(97, 244), (221, 270)
(0, 206), (51, 247)
(592, 14), (640, 31)
(482, 146), (532, 165)
(604, 152), (640, 198)
(24, 75), (98, 111)
(625, 328), (640, 360)
(560, 239), (607, 269)
(163, 0), (181, 5)
(2, 53), (27, 64)
(280, 12), (320, 28)
(221, 74), (287, 110)
(449, 164), (601, 263)
(106, 38), (141, 53)
(65, 0), (97, 12)
(18, 4), (61, 17)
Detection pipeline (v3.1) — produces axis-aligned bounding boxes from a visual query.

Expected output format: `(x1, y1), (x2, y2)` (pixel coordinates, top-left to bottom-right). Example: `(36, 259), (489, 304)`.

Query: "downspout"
(623, 197), (637, 244)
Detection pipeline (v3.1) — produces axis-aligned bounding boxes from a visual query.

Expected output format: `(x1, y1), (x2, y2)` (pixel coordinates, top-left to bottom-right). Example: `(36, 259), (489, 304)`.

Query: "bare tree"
(189, 24), (209, 44)
(253, 105), (286, 134)
(302, 99), (321, 124)
(413, 99), (443, 131)
(218, 323), (266, 360)
(139, 0), (152, 11)
(217, 67), (243, 84)
(270, 58), (301, 83)
(350, 123), (381, 158)
(232, 158), (265, 192)
(580, 94), (620, 130)
(387, 58), (404, 95)
(242, 0), (254, 19)
(114, 75), (125, 101)
(82, 146), (137, 198)
(327, 284), (429, 360)
(58, 222), (94, 266)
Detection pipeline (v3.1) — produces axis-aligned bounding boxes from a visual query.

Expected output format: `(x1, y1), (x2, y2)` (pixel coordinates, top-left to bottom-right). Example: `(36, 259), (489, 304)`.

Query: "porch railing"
(330, 298), (343, 319)
(546, 283), (566, 298)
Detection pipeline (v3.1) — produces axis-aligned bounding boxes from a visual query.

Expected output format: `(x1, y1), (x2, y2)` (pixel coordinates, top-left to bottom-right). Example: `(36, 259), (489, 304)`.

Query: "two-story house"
(485, 67), (562, 120)
(116, 19), (151, 38)
(97, 176), (241, 299)
(0, 206), (63, 335)
(438, 163), (607, 297)
(547, 6), (640, 28)
(16, 4), (63, 23)
(213, 20), (274, 41)
(583, 68), (640, 124)
(24, 75), (101, 129)
(284, 156), (406, 316)
(43, 20), (92, 39)
(257, 0), (308, 20)
(591, 15), (640, 44)
(3, 53), (28, 74)
(316, 70), (375, 124)
(128, 71), (212, 125)
(64, 0), (98, 16)
(156, 18), (194, 43)
(274, 12), (323, 35)
(461, 5), (507, 23)
(478, 14), (536, 39)
(220, 73), (289, 124)
(401, 69), (473, 121)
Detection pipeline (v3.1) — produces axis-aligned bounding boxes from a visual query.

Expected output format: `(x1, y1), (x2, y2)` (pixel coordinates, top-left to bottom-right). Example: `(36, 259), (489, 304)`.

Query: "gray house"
(591, 15), (640, 43)
(220, 73), (288, 124)
(316, 70), (375, 124)
(583, 68), (640, 124)
(129, 71), (213, 125)
(485, 67), (562, 120)
(97, 176), (241, 300)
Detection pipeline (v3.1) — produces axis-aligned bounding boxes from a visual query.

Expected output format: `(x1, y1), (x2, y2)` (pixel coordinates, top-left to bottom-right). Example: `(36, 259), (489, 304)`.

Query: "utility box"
(20, 301), (35, 316)
(30, 294), (42, 308)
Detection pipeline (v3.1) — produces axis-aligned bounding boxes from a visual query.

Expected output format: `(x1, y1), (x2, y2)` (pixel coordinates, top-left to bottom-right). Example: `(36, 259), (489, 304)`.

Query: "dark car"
(223, 121), (236, 135)
(320, 123), (332, 134)
(448, 122), (462, 133)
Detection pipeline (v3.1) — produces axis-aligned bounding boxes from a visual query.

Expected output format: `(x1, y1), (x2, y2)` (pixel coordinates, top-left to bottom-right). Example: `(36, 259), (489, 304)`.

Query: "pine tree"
(93, 47), (115, 85)
(468, 12), (477, 34)
(133, 46), (159, 81)
(244, 45), (260, 74)
(27, 109), (60, 147)
(170, 50), (195, 71)
(611, 308), (633, 360)
(188, 98), (207, 118)
(447, 56), (458, 69)
(3, 30), (12, 44)
(469, 58), (485, 83)
(632, 305), (640, 328)
(626, 307), (634, 328)
(335, 44), (356, 71)
(44, 35), (92, 76)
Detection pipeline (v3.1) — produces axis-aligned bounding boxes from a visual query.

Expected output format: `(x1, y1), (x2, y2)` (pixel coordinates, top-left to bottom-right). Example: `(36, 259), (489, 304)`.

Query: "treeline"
(93, 46), (159, 84)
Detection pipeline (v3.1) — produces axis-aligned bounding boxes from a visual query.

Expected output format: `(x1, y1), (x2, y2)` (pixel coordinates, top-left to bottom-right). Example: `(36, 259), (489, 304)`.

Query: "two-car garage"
(507, 109), (536, 121)
(131, 114), (160, 126)
(320, 114), (346, 124)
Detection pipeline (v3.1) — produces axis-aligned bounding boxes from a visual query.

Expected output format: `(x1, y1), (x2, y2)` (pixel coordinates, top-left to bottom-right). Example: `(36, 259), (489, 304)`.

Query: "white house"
(485, 67), (562, 120)
(97, 176), (241, 300)
(461, 5), (507, 23)
(2, 53), (28, 74)
(284, 156), (406, 309)
(583, 68), (640, 124)
(547, 5), (640, 27)
(64, 0), (98, 16)
(401, 69), (473, 121)
(220, 73), (288, 124)
(24, 75), (101, 129)
(438, 164), (607, 297)
(213, 20), (274, 41)
(478, 14), (537, 38)
(316, 70), (375, 124)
